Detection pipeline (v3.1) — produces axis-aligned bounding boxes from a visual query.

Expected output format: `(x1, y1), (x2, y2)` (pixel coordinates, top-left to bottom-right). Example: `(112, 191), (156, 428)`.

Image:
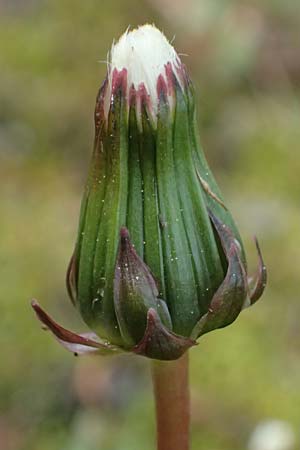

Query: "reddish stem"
(151, 352), (190, 450)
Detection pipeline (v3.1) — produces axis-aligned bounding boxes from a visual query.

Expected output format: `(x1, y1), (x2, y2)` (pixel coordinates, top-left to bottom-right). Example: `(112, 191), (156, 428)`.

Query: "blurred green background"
(1, 0), (300, 449)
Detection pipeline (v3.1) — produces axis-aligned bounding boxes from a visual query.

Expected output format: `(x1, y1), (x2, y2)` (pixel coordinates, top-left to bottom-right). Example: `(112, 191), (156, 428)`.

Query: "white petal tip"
(104, 24), (186, 122)
(110, 24), (179, 86)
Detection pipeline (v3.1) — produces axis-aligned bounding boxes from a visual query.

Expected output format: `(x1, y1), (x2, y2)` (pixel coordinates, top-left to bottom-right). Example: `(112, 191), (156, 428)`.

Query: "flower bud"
(32, 24), (266, 360)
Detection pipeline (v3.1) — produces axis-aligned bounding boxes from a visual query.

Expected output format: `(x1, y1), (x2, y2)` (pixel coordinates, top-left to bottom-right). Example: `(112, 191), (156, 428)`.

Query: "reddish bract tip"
(31, 299), (38, 308)
(95, 78), (108, 120)
(31, 300), (119, 355)
(111, 68), (127, 97)
(120, 227), (130, 240)
(175, 62), (189, 89)
(133, 308), (196, 360)
(249, 236), (267, 304)
(156, 74), (168, 101)
(165, 62), (176, 96)
(136, 83), (154, 123)
(129, 84), (136, 107)
(138, 83), (151, 108)
(94, 78), (109, 141)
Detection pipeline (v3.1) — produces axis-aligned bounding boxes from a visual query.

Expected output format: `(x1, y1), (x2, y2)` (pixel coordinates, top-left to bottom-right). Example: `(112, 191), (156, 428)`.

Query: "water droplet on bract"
(92, 297), (100, 307)
(234, 239), (241, 251)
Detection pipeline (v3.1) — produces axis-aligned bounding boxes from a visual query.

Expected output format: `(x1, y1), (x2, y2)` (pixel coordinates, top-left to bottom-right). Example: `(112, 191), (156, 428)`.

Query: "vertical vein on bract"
(172, 79), (224, 319)
(69, 184), (89, 305)
(77, 79), (111, 313)
(126, 97), (144, 257)
(77, 114), (108, 325)
(156, 82), (199, 337)
(139, 104), (166, 300)
(91, 74), (128, 344)
(186, 78), (247, 267)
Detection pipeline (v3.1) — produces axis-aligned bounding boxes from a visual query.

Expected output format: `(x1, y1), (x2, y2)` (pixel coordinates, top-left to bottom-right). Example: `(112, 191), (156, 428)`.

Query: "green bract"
(32, 25), (266, 360)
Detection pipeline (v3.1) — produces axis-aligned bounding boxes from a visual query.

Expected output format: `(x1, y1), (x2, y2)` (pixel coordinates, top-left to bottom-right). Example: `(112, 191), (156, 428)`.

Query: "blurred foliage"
(1, 0), (300, 449)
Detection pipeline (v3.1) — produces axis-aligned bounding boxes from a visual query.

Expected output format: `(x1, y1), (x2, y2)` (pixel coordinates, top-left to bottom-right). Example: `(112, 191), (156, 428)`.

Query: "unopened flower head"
(103, 24), (187, 126)
(32, 24), (266, 361)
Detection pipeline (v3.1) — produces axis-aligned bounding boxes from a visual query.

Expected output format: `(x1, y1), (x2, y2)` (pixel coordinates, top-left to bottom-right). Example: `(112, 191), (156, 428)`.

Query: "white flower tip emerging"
(111, 24), (179, 92)
(104, 24), (187, 123)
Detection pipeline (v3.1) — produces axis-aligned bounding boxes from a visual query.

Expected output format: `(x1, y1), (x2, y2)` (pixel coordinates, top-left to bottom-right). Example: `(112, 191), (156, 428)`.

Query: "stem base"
(151, 352), (190, 450)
